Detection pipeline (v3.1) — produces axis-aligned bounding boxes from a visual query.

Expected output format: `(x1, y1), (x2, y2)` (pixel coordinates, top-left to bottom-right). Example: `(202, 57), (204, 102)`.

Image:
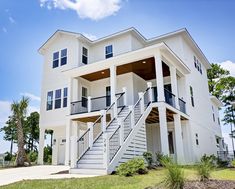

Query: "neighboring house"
(38, 27), (224, 174)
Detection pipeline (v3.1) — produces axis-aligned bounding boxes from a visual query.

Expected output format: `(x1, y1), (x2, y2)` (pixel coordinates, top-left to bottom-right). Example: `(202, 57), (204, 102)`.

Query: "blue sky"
(0, 0), (235, 153)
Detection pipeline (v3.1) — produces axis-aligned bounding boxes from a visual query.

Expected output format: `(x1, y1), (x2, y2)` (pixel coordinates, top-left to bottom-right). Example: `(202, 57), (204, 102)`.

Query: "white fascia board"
(210, 96), (223, 107)
(62, 42), (190, 78)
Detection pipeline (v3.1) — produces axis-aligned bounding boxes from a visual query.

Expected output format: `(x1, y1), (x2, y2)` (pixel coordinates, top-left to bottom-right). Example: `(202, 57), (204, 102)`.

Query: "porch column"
(170, 66), (179, 109)
(65, 119), (72, 165)
(110, 65), (117, 116)
(68, 77), (74, 115)
(173, 114), (185, 164)
(158, 106), (169, 155)
(38, 128), (45, 164)
(154, 51), (165, 102)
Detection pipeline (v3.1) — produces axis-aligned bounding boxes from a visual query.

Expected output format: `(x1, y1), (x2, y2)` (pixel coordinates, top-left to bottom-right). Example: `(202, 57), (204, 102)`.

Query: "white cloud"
(219, 60), (235, 77)
(20, 92), (41, 102)
(82, 33), (97, 40)
(8, 16), (15, 24)
(2, 27), (7, 33)
(40, 0), (122, 20)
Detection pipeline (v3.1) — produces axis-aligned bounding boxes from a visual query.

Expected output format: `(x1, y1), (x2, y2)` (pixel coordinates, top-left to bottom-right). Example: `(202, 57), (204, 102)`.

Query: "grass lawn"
(0, 168), (234, 189)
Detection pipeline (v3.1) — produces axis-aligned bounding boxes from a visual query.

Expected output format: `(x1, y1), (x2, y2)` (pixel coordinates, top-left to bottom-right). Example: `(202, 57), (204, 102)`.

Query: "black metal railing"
(91, 95), (110, 112)
(179, 98), (186, 114)
(71, 99), (88, 115)
(93, 115), (103, 142)
(152, 86), (158, 102)
(109, 126), (121, 162)
(164, 89), (176, 107)
(217, 151), (235, 161)
(77, 129), (90, 160)
(143, 88), (151, 108)
(116, 92), (125, 108)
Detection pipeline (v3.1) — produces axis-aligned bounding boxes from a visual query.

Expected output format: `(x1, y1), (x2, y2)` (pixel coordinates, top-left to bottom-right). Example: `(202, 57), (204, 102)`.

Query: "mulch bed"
(184, 180), (235, 189)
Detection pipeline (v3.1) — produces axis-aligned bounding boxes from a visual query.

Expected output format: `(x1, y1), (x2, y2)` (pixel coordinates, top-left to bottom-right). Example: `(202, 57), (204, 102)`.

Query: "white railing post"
(87, 122), (93, 148)
(87, 96), (91, 112)
(118, 118), (124, 146)
(103, 132), (109, 169)
(138, 92), (144, 114)
(129, 105), (135, 128)
(101, 110), (107, 132)
(147, 82), (153, 103)
(70, 135), (78, 168)
(122, 87), (127, 106)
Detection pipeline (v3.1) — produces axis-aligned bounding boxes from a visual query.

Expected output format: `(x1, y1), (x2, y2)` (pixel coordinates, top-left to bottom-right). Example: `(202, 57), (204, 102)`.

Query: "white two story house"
(37, 27), (224, 174)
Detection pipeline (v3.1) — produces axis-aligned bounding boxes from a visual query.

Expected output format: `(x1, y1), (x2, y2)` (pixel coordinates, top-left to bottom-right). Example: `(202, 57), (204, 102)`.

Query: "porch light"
(142, 61), (146, 64)
(101, 71), (105, 74)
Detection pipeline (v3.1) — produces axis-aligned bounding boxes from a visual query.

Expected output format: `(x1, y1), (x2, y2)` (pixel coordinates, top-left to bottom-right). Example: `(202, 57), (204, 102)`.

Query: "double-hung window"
(46, 91), (53, 110)
(63, 88), (68, 107)
(53, 52), (59, 68)
(55, 89), (62, 109)
(105, 45), (113, 59)
(60, 49), (67, 66)
(190, 86), (194, 107)
(82, 47), (88, 64)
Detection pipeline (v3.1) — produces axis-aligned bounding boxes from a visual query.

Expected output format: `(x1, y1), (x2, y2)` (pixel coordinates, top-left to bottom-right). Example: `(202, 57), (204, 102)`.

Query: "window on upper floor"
(190, 86), (194, 107)
(46, 91), (53, 110)
(53, 52), (59, 68)
(193, 56), (202, 74)
(63, 87), (68, 108)
(55, 89), (62, 109)
(82, 47), (88, 64)
(195, 133), (199, 146)
(105, 45), (113, 59)
(61, 49), (67, 66)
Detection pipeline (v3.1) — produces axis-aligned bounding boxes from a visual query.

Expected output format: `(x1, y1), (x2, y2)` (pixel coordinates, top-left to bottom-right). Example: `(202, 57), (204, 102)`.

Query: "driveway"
(0, 165), (98, 186)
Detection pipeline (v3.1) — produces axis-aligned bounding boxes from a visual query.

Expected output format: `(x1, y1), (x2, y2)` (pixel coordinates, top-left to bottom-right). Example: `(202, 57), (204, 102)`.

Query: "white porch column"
(110, 65), (117, 116)
(170, 66), (179, 109)
(173, 114), (185, 164)
(70, 135), (78, 168)
(65, 119), (72, 165)
(158, 106), (169, 155)
(38, 128), (45, 164)
(68, 77), (74, 115)
(122, 87), (127, 106)
(154, 51), (165, 102)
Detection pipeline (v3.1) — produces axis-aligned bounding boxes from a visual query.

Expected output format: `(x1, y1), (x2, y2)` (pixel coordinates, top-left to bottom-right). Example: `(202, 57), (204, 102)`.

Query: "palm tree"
(11, 96), (30, 166)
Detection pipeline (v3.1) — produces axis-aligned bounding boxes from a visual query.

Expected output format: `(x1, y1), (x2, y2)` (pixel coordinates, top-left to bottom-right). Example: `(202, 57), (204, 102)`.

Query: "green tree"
(207, 63), (229, 98)
(11, 96), (30, 166)
(0, 116), (17, 155)
(25, 112), (39, 152)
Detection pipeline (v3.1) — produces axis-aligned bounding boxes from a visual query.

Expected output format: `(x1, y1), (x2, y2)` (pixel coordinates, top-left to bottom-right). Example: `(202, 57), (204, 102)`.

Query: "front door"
(58, 139), (66, 165)
(168, 131), (175, 155)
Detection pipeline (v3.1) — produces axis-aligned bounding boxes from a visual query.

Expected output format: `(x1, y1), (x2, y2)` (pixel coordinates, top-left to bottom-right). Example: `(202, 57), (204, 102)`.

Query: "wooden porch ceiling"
(80, 57), (170, 81)
(146, 107), (187, 124)
(72, 114), (111, 123)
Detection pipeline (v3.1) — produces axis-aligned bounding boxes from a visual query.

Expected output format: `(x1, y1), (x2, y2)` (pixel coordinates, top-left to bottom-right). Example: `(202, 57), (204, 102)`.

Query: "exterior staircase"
(70, 87), (153, 175)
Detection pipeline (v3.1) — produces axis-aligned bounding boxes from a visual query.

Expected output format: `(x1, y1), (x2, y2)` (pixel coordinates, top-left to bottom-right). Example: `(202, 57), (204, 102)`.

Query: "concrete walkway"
(0, 165), (98, 186)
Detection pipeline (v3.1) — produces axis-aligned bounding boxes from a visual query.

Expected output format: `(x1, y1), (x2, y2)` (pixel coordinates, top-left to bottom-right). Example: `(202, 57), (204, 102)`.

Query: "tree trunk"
(10, 138), (13, 156)
(16, 119), (28, 166)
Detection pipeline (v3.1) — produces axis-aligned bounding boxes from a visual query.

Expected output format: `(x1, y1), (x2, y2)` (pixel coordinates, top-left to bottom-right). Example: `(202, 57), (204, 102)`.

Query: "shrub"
(117, 157), (147, 176)
(164, 162), (185, 189)
(28, 151), (38, 162)
(231, 160), (235, 167)
(159, 155), (172, 167)
(197, 154), (215, 181)
(143, 152), (153, 168)
(216, 158), (229, 168)
(43, 145), (52, 164)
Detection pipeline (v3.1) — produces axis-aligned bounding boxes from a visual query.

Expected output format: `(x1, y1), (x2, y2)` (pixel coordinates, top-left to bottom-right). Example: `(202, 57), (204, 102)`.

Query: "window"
(55, 89), (61, 109)
(63, 87), (68, 107)
(190, 86), (194, 107)
(213, 113), (215, 122)
(218, 117), (220, 125)
(53, 51), (59, 68)
(105, 45), (113, 59)
(82, 47), (88, 64)
(82, 87), (88, 108)
(195, 133), (199, 146)
(106, 86), (111, 107)
(193, 56), (202, 74)
(60, 49), (67, 66)
(46, 91), (53, 110)
(168, 131), (174, 154)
